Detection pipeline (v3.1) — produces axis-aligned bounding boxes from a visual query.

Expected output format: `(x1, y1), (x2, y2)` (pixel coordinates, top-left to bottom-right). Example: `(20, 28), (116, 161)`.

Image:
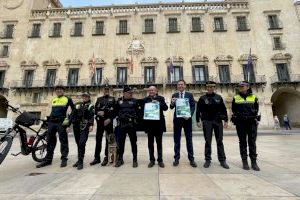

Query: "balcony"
(0, 31), (14, 39)
(167, 25), (180, 33)
(92, 26), (105, 36)
(271, 74), (300, 86)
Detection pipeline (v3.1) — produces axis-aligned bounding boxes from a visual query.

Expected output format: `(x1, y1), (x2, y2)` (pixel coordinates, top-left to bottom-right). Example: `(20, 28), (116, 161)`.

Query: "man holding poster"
(143, 86), (168, 168)
(170, 80), (197, 168)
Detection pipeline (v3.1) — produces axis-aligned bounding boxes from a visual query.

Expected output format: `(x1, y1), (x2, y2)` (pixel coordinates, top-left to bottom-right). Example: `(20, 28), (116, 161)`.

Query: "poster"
(176, 98), (191, 118)
(143, 102), (160, 120)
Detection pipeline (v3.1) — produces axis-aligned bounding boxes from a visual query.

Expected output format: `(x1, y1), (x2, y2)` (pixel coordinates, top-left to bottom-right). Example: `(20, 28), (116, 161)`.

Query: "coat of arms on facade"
(127, 37), (145, 56)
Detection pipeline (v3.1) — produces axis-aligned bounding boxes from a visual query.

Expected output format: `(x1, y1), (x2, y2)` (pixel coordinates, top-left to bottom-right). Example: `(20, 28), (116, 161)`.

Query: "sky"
(60, 0), (220, 7)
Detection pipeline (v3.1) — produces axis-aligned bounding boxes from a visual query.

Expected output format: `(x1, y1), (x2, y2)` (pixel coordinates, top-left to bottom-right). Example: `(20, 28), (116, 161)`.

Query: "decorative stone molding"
(20, 60), (38, 71)
(214, 55), (233, 65)
(238, 54), (258, 64)
(43, 59), (60, 69)
(88, 58), (106, 66)
(190, 55), (209, 65)
(113, 57), (129, 67)
(271, 53), (292, 62)
(65, 58), (83, 67)
(127, 38), (145, 56)
(0, 61), (9, 69)
(165, 56), (184, 65)
(141, 57), (158, 68)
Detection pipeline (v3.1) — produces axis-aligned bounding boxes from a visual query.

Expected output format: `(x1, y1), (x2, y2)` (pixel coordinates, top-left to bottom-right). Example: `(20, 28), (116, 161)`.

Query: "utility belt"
(231, 115), (260, 124)
(118, 117), (137, 129)
(49, 117), (64, 123)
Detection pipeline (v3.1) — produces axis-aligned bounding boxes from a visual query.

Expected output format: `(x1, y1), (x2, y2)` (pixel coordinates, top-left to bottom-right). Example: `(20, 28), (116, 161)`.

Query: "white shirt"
(178, 91), (185, 99)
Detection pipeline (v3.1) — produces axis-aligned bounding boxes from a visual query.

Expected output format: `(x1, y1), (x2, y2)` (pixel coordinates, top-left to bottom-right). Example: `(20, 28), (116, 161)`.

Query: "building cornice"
(31, 1), (248, 18)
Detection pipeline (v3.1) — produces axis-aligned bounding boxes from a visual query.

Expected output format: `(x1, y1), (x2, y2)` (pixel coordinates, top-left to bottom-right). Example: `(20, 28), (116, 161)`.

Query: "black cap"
(206, 81), (217, 86)
(123, 86), (132, 93)
(239, 81), (250, 86)
(82, 91), (91, 97)
(55, 85), (65, 90)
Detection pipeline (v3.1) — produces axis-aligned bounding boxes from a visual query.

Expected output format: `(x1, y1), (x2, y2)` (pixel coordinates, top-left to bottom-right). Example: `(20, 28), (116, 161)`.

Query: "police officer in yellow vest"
(37, 85), (74, 168)
(232, 81), (260, 171)
(71, 92), (94, 170)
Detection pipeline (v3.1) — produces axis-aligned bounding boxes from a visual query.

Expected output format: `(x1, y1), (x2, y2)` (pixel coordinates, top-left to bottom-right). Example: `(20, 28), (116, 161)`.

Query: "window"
(51, 23), (61, 37)
(30, 23), (41, 38)
(218, 65), (231, 83)
(3, 24), (14, 38)
(168, 18), (179, 33)
(243, 64), (256, 83)
(0, 45), (9, 57)
(169, 66), (183, 83)
(268, 15), (281, 29)
(28, 112), (41, 125)
(45, 69), (56, 87)
(72, 22), (83, 36)
(0, 70), (5, 87)
(67, 68), (79, 86)
(117, 67), (127, 84)
(118, 20), (128, 34)
(32, 93), (41, 104)
(236, 16), (249, 31)
(144, 66), (155, 84)
(214, 17), (225, 31)
(191, 17), (202, 32)
(144, 19), (154, 33)
(91, 68), (103, 85)
(276, 63), (290, 82)
(94, 21), (104, 35)
(193, 65), (208, 83)
(23, 70), (34, 87)
(273, 36), (284, 50)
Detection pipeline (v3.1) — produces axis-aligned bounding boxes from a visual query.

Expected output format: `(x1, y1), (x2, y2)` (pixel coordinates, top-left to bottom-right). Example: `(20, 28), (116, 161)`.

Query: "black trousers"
(173, 118), (194, 161)
(45, 121), (69, 162)
(117, 125), (137, 161)
(236, 120), (258, 161)
(202, 120), (226, 162)
(93, 120), (113, 160)
(147, 130), (163, 163)
(73, 125), (89, 162)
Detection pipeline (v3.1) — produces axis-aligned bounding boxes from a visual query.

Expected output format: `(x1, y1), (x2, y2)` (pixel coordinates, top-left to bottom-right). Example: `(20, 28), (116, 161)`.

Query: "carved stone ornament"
(141, 57), (158, 67)
(4, 0), (24, 9)
(65, 58), (83, 66)
(214, 55), (233, 65)
(165, 56), (184, 64)
(127, 38), (145, 56)
(89, 58), (106, 65)
(271, 53), (292, 61)
(238, 54), (258, 64)
(190, 55), (209, 65)
(43, 59), (61, 67)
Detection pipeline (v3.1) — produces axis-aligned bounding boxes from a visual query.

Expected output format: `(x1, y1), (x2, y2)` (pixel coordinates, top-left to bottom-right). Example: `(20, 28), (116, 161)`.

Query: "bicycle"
(0, 103), (48, 165)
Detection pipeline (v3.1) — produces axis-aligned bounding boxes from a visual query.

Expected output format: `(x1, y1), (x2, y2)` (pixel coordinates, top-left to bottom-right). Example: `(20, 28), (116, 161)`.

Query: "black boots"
(115, 159), (124, 167)
(203, 161), (211, 168)
(242, 160), (250, 170)
(90, 158), (101, 166)
(251, 160), (260, 171)
(60, 159), (67, 168)
(36, 161), (52, 168)
(77, 161), (83, 170)
(148, 161), (155, 168)
(190, 160), (197, 168)
(220, 161), (230, 169)
(133, 160), (138, 168)
(101, 157), (109, 166)
(173, 160), (179, 167)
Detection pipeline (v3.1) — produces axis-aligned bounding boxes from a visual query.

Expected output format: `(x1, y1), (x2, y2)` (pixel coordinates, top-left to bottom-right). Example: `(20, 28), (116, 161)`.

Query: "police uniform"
(232, 82), (260, 171)
(37, 86), (74, 168)
(115, 87), (139, 167)
(91, 93), (116, 166)
(71, 95), (94, 170)
(196, 82), (229, 169)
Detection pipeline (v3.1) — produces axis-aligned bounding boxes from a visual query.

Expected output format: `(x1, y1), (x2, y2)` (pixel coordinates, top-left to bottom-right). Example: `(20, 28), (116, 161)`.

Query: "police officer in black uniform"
(115, 86), (139, 168)
(232, 81), (260, 171)
(196, 81), (229, 169)
(90, 86), (116, 166)
(71, 92), (95, 170)
(36, 85), (74, 168)
(143, 86), (168, 168)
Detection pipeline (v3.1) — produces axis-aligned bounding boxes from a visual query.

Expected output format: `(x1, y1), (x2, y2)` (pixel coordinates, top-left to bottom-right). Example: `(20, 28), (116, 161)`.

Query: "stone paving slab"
(0, 134), (300, 200)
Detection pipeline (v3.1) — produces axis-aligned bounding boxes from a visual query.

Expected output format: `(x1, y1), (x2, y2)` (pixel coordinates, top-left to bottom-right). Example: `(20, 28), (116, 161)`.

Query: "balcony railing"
(271, 74), (300, 84)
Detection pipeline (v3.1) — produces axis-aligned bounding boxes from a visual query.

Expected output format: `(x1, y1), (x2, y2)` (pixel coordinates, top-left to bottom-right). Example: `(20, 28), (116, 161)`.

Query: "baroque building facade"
(0, 0), (300, 130)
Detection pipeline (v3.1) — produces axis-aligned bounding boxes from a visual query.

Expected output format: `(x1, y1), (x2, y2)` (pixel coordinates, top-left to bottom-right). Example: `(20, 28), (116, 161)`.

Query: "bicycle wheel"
(32, 131), (47, 163)
(0, 135), (13, 165)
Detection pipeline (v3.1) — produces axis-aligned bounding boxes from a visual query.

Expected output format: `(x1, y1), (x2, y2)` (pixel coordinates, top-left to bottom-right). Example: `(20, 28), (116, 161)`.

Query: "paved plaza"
(0, 132), (300, 200)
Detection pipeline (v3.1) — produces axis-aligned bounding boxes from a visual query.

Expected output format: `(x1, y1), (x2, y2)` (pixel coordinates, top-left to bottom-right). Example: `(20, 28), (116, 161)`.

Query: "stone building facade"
(0, 0), (300, 130)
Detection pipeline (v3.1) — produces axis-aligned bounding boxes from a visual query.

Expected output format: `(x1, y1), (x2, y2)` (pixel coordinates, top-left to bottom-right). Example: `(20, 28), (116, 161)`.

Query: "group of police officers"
(36, 80), (260, 171)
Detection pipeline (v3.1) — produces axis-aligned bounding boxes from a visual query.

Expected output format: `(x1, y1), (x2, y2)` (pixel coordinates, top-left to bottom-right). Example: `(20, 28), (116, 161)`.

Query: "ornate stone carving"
(141, 57), (158, 68)
(43, 59), (60, 67)
(88, 58), (106, 65)
(127, 37), (145, 56)
(190, 55), (209, 63)
(20, 60), (38, 71)
(271, 53), (292, 61)
(113, 57), (130, 65)
(238, 54), (258, 61)
(4, 0), (24, 10)
(165, 56), (184, 64)
(65, 58), (83, 66)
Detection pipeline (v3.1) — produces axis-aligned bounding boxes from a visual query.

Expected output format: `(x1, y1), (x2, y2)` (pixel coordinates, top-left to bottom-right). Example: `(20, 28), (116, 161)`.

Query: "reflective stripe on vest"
(75, 103), (93, 110)
(234, 94), (256, 104)
(51, 96), (69, 106)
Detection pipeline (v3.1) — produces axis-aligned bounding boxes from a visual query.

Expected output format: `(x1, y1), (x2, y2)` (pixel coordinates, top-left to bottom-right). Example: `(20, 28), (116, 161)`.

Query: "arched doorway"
(0, 95), (8, 118)
(271, 88), (300, 127)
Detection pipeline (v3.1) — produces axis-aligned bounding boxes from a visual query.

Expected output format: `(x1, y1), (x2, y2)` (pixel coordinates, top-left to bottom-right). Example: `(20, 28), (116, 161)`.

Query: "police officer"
(232, 81), (260, 171)
(71, 92), (94, 170)
(37, 85), (74, 168)
(143, 86), (168, 168)
(90, 86), (116, 166)
(196, 81), (229, 169)
(115, 86), (139, 168)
